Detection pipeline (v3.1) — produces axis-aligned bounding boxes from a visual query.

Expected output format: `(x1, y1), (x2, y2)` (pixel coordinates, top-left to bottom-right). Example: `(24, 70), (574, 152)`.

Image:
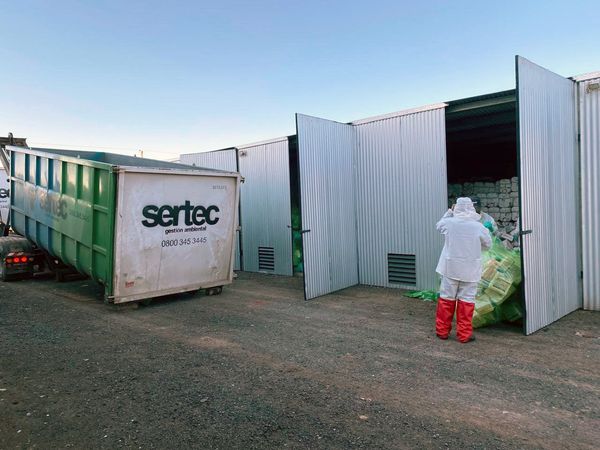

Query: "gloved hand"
(443, 208), (454, 219)
(483, 221), (494, 233)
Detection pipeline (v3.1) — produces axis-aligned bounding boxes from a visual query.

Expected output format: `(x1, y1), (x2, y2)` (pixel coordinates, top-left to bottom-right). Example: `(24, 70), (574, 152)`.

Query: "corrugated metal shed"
(177, 57), (599, 330)
(578, 75), (600, 311)
(237, 138), (293, 275)
(296, 114), (359, 299)
(353, 105), (448, 290)
(516, 56), (581, 334)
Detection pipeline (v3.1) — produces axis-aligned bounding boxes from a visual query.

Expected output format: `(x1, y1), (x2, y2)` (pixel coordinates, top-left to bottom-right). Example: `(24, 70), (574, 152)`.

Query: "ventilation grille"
(388, 253), (416, 285)
(258, 247), (275, 271)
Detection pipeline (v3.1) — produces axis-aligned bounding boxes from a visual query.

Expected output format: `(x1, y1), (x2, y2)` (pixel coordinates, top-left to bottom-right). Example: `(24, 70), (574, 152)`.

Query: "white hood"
(453, 197), (481, 222)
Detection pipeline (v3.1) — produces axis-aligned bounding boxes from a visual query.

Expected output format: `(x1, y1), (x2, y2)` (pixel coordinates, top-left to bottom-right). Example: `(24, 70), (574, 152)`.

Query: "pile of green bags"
(405, 238), (524, 328)
(291, 206), (303, 273)
(472, 238), (523, 328)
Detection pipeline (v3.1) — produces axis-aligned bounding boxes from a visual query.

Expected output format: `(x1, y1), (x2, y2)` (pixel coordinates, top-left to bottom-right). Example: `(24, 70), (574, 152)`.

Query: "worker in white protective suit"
(435, 197), (492, 342)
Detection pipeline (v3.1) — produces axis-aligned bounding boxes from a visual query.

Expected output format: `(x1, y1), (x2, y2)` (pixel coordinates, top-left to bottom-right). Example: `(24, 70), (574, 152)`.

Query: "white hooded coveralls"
(436, 198), (492, 303)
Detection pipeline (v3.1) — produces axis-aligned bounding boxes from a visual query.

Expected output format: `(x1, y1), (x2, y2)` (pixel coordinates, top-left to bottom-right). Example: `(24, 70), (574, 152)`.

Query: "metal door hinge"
(520, 229), (533, 236)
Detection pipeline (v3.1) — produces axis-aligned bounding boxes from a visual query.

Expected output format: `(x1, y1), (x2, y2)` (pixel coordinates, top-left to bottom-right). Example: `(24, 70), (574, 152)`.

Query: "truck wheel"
(0, 262), (9, 282)
(55, 270), (66, 282)
(20, 269), (34, 280)
(205, 286), (223, 296)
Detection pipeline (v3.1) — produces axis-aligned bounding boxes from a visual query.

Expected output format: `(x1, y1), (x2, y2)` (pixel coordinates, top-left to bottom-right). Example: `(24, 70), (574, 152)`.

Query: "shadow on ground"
(0, 272), (598, 449)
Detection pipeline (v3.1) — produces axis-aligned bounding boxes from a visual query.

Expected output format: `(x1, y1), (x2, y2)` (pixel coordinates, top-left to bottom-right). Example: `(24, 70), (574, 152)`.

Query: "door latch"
(520, 229), (533, 236)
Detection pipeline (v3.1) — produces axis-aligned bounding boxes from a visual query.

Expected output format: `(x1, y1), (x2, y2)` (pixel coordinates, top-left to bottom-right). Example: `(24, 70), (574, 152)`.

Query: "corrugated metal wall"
(517, 56), (581, 334)
(180, 149), (237, 171)
(296, 114), (359, 300)
(353, 106), (448, 290)
(578, 76), (600, 311)
(179, 149), (241, 270)
(237, 139), (293, 275)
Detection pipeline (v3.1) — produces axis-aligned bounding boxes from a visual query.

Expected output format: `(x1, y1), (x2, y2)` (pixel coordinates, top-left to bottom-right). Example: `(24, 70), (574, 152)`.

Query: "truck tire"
(0, 261), (9, 282)
(205, 286), (223, 296)
(19, 270), (34, 280)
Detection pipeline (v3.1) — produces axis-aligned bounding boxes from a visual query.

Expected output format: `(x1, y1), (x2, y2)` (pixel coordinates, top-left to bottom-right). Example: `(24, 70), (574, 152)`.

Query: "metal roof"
(445, 89), (517, 183)
(180, 147), (236, 157)
(0, 135), (27, 147)
(446, 89), (515, 107)
(350, 103), (447, 125)
(237, 136), (289, 149)
(571, 71), (600, 82)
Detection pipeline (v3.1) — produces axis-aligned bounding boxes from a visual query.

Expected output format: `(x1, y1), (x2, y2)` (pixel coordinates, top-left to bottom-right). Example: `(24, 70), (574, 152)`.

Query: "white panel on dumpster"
(516, 56), (581, 334)
(179, 149), (241, 271)
(112, 168), (239, 303)
(0, 168), (9, 224)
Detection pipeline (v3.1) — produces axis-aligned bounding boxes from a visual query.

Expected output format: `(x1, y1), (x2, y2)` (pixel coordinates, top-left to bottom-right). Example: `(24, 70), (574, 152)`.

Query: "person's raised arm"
(436, 208), (454, 234)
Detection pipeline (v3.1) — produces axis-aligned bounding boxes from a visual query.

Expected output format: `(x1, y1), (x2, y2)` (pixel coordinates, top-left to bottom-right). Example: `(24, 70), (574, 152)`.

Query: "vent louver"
(258, 247), (275, 272)
(388, 253), (416, 285)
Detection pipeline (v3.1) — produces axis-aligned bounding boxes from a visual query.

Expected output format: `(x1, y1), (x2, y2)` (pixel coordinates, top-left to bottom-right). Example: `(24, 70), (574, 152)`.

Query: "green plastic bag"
(498, 295), (523, 323)
(405, 290), (438, 301)
(291, 207), (304, 273)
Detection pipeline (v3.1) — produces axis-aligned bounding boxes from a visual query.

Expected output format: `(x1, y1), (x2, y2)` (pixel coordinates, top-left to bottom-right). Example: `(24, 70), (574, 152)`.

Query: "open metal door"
(296, 114), (359, 300)
(516, 56), (581, 334)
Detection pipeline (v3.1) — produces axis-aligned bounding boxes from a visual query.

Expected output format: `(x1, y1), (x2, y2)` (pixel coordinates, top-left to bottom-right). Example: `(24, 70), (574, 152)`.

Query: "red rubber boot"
(456, 300), (475, 343)
(435, 298), (456, 340)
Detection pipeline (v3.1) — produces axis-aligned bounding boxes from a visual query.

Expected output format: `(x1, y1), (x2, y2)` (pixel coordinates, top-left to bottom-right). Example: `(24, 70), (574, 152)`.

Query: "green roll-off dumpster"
(3, 146), (241, 303)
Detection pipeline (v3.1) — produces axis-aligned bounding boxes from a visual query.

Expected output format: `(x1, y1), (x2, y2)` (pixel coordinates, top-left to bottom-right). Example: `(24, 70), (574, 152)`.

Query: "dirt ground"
(0, 272), (598, 449)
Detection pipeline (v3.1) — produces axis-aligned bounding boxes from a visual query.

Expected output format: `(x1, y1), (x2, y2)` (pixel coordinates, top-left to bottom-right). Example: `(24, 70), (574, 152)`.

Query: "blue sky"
(1, 0), (598, 159)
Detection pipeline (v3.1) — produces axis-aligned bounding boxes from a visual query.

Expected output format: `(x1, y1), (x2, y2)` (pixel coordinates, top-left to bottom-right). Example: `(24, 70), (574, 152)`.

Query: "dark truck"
(0, 134), (34, 281)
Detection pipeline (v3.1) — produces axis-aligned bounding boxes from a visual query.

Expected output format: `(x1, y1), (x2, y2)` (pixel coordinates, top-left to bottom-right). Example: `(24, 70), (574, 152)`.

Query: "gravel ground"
(0, 272), (599, 449)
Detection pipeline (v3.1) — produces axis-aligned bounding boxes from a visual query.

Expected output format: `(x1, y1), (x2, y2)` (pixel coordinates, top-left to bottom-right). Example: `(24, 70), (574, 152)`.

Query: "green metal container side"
(10, 147), (117, 298)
